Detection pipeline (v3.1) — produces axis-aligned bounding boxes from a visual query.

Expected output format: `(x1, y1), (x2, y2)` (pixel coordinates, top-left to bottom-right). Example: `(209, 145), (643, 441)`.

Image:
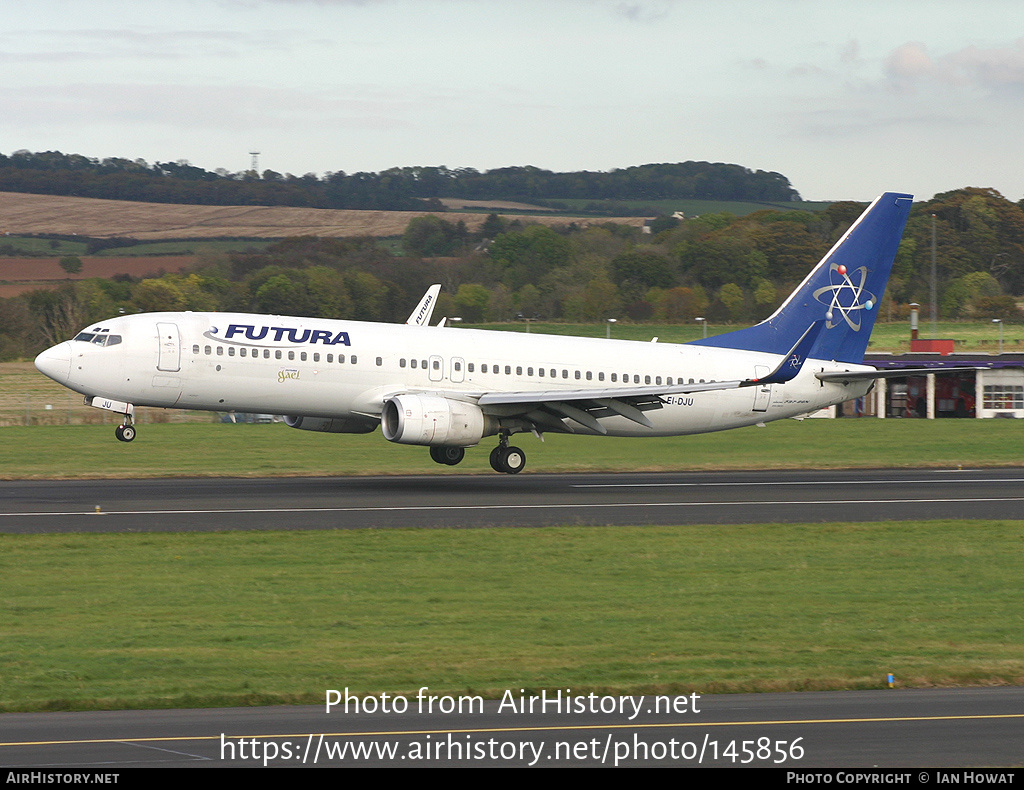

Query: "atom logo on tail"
(811, 263), (877, 331)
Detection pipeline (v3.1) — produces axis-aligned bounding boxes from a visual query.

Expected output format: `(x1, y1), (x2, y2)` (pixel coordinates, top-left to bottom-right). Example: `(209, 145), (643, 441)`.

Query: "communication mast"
(249, 151), (260, 174)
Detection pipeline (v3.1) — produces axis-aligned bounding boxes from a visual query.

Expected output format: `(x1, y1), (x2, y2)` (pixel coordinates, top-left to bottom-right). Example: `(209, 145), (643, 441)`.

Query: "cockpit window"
(74, 331), (121, 346)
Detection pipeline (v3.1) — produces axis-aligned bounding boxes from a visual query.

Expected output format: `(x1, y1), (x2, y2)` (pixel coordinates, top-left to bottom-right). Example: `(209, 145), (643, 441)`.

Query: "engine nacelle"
(381, 394), (496, 447)
(284, 415), (377, 434)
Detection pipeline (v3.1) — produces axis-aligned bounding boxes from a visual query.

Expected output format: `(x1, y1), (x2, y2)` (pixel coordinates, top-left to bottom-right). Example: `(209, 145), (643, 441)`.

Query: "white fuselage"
(37, 311), (873, 439)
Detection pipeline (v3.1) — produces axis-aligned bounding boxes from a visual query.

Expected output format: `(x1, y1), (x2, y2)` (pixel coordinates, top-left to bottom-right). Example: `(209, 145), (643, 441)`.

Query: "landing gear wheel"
(493, 445), (526, 474)
(115, 424), (136, 443)
(429, 446), (465, 466)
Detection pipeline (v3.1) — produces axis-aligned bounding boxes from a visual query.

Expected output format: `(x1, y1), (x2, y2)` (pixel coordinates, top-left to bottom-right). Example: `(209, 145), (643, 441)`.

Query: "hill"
(0, 191), (647, 241)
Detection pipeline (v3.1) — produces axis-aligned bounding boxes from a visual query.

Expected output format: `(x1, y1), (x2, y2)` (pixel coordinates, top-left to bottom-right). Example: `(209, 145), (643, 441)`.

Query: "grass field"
(2, 519), (1021, 711)
(1, 418), (1023, 479)
(2, 420), (1022, 713)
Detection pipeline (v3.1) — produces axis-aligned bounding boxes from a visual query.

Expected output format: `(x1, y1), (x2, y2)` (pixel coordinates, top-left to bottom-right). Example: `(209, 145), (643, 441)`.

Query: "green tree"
(59, 255), (83, 276)
(718, 283), (746, 322)
(402, 215), (463, 257)
(489, 225), (572, 290)
(453, 283), (491, 322)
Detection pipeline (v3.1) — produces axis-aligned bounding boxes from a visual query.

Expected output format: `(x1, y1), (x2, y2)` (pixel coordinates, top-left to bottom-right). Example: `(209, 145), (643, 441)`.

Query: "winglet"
(406, 284), (442, 326)
(744, 321), (824, 386)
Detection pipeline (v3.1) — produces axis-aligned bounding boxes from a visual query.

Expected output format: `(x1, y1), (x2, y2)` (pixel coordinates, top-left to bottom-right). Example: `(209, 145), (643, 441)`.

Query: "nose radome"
(35, 342), (72, 384)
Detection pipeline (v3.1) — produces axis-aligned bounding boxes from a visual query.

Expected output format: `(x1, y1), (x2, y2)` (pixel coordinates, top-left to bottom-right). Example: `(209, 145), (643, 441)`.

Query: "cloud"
(613, 0), (673, 23)
(0, 27), (290, 63)
(885, 39), (1024, 93)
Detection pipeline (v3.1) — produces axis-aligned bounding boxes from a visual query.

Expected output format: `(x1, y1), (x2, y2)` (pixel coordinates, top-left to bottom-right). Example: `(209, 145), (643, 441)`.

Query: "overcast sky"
(4, 0), (1024, 202)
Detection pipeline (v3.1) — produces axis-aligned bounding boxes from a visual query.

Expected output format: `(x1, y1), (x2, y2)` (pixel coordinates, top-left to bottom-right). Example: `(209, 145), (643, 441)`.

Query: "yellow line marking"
(3, 713), (1022, 748)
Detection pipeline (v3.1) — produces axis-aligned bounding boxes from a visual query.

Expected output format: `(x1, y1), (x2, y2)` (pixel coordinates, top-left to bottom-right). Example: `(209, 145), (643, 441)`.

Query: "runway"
(2, 468), (1024, 533)
(3, 687), (1022, 767)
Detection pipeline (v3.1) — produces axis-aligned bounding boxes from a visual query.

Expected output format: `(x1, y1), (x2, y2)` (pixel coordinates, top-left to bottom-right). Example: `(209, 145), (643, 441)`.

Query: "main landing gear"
(427, 435), (527, 474)
(489, 435), (526, 475)
(429, 445), (465, 466)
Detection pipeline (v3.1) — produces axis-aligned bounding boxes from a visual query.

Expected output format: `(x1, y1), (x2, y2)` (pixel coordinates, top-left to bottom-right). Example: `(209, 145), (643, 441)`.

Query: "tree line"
(2, 187), (1022, 362)
(0, 150), (799, 212)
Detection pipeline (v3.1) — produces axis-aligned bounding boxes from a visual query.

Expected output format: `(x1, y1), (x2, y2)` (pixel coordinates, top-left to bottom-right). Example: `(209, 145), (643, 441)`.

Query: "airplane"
(35, 192), (926, 474)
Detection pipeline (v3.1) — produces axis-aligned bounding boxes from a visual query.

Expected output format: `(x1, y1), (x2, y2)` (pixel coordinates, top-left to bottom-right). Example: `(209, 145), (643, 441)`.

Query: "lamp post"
(992, 318), (1003, 353)
(695, 317), (707, 338)
(605, 318), (617, 339)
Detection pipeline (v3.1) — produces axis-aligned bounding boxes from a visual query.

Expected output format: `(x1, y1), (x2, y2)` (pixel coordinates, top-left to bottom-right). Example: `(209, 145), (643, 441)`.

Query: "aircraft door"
(428, 355), (444, 382)
(156, 322), (181, 372)
(752, 365), (772, 412)
(450, 357), (465, 383)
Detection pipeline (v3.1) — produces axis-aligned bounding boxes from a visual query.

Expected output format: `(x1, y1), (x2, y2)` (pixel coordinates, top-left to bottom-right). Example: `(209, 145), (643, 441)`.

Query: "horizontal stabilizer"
(816, 366), (980, 384)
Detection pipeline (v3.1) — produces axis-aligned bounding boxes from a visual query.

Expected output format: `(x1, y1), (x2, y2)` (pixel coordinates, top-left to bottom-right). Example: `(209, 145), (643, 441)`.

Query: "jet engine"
(284, 415), (377, 434)
(381, 394), (496, 447)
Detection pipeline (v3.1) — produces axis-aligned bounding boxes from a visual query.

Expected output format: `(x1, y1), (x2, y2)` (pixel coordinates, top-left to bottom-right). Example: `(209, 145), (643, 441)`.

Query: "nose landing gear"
(114, 419), (135, 443)
(85, 396), (137, 442)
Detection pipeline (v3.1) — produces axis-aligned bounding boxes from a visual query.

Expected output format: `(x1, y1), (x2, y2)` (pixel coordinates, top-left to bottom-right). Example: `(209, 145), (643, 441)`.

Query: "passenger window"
(611, 373), (617, 382)
(645, 375), (651, 384)
(239, 348), (246, 357)
(507, 366), (513, 375)
(288, 351), (295, 361)
(399, 358), (406, 368)
(410, 359), (417, 369)
(454, 361), (461, 371)
(585, 371), (591, 381)
(598, 372), (604, 381)
(338, 354), (346, 363)
(228, 347), (235, 356)
(527, 367), (533, 376)
(313, 353), (320, 362)
(217, 346), (223, 356)
(656, 376), (662, 385)
(205, 346), (211, 355)
(192, 345), (200, 354)
(264, 349), (270, 359)
(479, 364), (485, 373)
(539, 368), (545, 377)
(432, 360), (439, 370)
(275, 350), (282, 360)
(351, 356), (357, 364)
(376, 357), (382, 366)
(634, 375), (640, 384)
(562, 370), (568, 379)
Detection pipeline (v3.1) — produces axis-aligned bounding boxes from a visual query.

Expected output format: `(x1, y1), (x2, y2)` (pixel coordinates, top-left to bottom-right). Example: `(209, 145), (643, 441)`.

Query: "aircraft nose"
(35, 341), (72, 384)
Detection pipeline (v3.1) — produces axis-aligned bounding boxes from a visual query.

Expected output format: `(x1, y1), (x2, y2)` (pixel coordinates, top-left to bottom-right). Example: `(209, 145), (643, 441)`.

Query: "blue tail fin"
(692, 192), (913, 363)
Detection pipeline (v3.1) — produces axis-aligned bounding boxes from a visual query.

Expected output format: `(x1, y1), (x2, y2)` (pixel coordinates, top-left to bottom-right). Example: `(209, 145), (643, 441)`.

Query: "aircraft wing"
(472, 322), (824, 434)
